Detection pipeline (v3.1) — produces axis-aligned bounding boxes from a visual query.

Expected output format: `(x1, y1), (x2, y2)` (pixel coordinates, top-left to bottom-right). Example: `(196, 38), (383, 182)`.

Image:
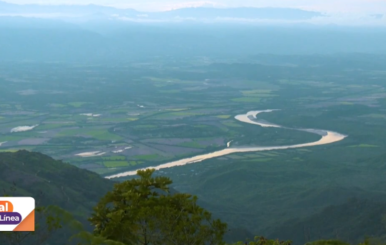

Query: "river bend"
(106, 110), (347, 179)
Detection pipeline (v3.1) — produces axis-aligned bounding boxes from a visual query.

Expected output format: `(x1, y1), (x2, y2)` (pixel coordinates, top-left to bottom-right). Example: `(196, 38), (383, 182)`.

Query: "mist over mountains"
(0, 1), (322, 22)
(0, 0), (385, 26)
(1, 21), (386, 63)
(2, 1), (386, 244)
(0, 0), (138, 18)
(1, 1), (386, 62)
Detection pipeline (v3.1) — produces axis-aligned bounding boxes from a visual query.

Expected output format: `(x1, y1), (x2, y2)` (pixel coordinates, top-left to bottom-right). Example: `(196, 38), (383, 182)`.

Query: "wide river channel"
(106, 109), (347, 179)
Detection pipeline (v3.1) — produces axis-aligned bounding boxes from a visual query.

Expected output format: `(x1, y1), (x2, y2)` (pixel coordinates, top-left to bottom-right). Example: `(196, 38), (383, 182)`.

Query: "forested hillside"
(0, 151), (113, 226)
(0, 151), (385, 245)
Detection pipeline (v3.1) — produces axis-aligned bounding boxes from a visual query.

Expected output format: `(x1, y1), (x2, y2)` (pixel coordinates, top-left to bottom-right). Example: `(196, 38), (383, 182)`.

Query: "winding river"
(105, 110), (347, 179)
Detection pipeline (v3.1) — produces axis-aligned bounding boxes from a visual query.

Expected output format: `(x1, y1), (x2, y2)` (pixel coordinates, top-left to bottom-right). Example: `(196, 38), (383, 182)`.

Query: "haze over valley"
(1, 1), (386, 244)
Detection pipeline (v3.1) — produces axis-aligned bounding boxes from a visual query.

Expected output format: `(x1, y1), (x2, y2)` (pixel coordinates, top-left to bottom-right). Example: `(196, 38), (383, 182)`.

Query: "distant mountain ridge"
(0, 1), (138, 15)
(152, 7), (322, 20)
(0, 1), (322, 21)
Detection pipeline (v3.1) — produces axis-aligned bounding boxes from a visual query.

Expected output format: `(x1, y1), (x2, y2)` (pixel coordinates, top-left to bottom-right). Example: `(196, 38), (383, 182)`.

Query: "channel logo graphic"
(0, 197), (35, 231)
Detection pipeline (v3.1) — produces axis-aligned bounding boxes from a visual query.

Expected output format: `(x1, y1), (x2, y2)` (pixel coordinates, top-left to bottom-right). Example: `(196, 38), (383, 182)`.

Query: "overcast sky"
(3, 0), (386, 13)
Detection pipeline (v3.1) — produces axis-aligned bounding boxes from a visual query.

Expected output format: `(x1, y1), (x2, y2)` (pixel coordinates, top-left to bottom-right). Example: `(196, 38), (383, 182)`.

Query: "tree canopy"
(88, 169), (228, 245)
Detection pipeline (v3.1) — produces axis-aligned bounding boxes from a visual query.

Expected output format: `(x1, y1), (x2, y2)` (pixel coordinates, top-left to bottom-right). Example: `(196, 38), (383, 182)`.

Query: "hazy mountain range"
(1, 0), (384, 25)
(1, 1), (386, 62)
(0, 1), (386, 26)
(0, 1), (321, 21)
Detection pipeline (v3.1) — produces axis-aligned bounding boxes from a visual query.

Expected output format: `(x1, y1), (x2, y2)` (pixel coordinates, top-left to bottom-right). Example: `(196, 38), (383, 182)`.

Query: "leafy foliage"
(71, 231), (126, 245)
(305, 240), (351, 245)
(228, 236), (292, 245)
(89, 169), (228, 245)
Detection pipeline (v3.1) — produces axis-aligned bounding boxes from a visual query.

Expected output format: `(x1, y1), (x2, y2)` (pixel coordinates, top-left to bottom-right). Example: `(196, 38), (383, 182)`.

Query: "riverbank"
(105, 110), (347, 179)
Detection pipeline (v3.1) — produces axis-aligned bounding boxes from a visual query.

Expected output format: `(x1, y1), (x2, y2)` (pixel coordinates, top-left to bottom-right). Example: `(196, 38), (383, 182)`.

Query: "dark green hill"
(175, 163), (379, 234)
(3, 150), (386, 244)
(0, 150), (251, 244)
(268, 198), (386, 245)
(169, 148), (386, 244)
(0, 150), (114, 224)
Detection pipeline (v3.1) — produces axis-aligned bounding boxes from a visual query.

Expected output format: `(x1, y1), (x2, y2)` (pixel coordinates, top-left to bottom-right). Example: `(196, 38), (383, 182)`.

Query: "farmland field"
(0, 55), (385, 178)
(1, 54), (386, 243)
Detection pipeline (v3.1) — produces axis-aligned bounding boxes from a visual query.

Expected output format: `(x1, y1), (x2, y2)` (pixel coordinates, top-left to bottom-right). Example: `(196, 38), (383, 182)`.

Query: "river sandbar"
(106, 110), (347, 179)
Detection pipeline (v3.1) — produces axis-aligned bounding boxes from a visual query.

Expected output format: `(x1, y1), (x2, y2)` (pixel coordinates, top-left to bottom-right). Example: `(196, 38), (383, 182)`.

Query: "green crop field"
(103, 161), (130, 168)
(135, 154), (159, 161)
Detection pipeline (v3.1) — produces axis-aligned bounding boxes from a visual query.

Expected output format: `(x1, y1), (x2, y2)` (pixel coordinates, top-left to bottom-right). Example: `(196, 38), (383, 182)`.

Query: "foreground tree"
(88, 169), (227, 245)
